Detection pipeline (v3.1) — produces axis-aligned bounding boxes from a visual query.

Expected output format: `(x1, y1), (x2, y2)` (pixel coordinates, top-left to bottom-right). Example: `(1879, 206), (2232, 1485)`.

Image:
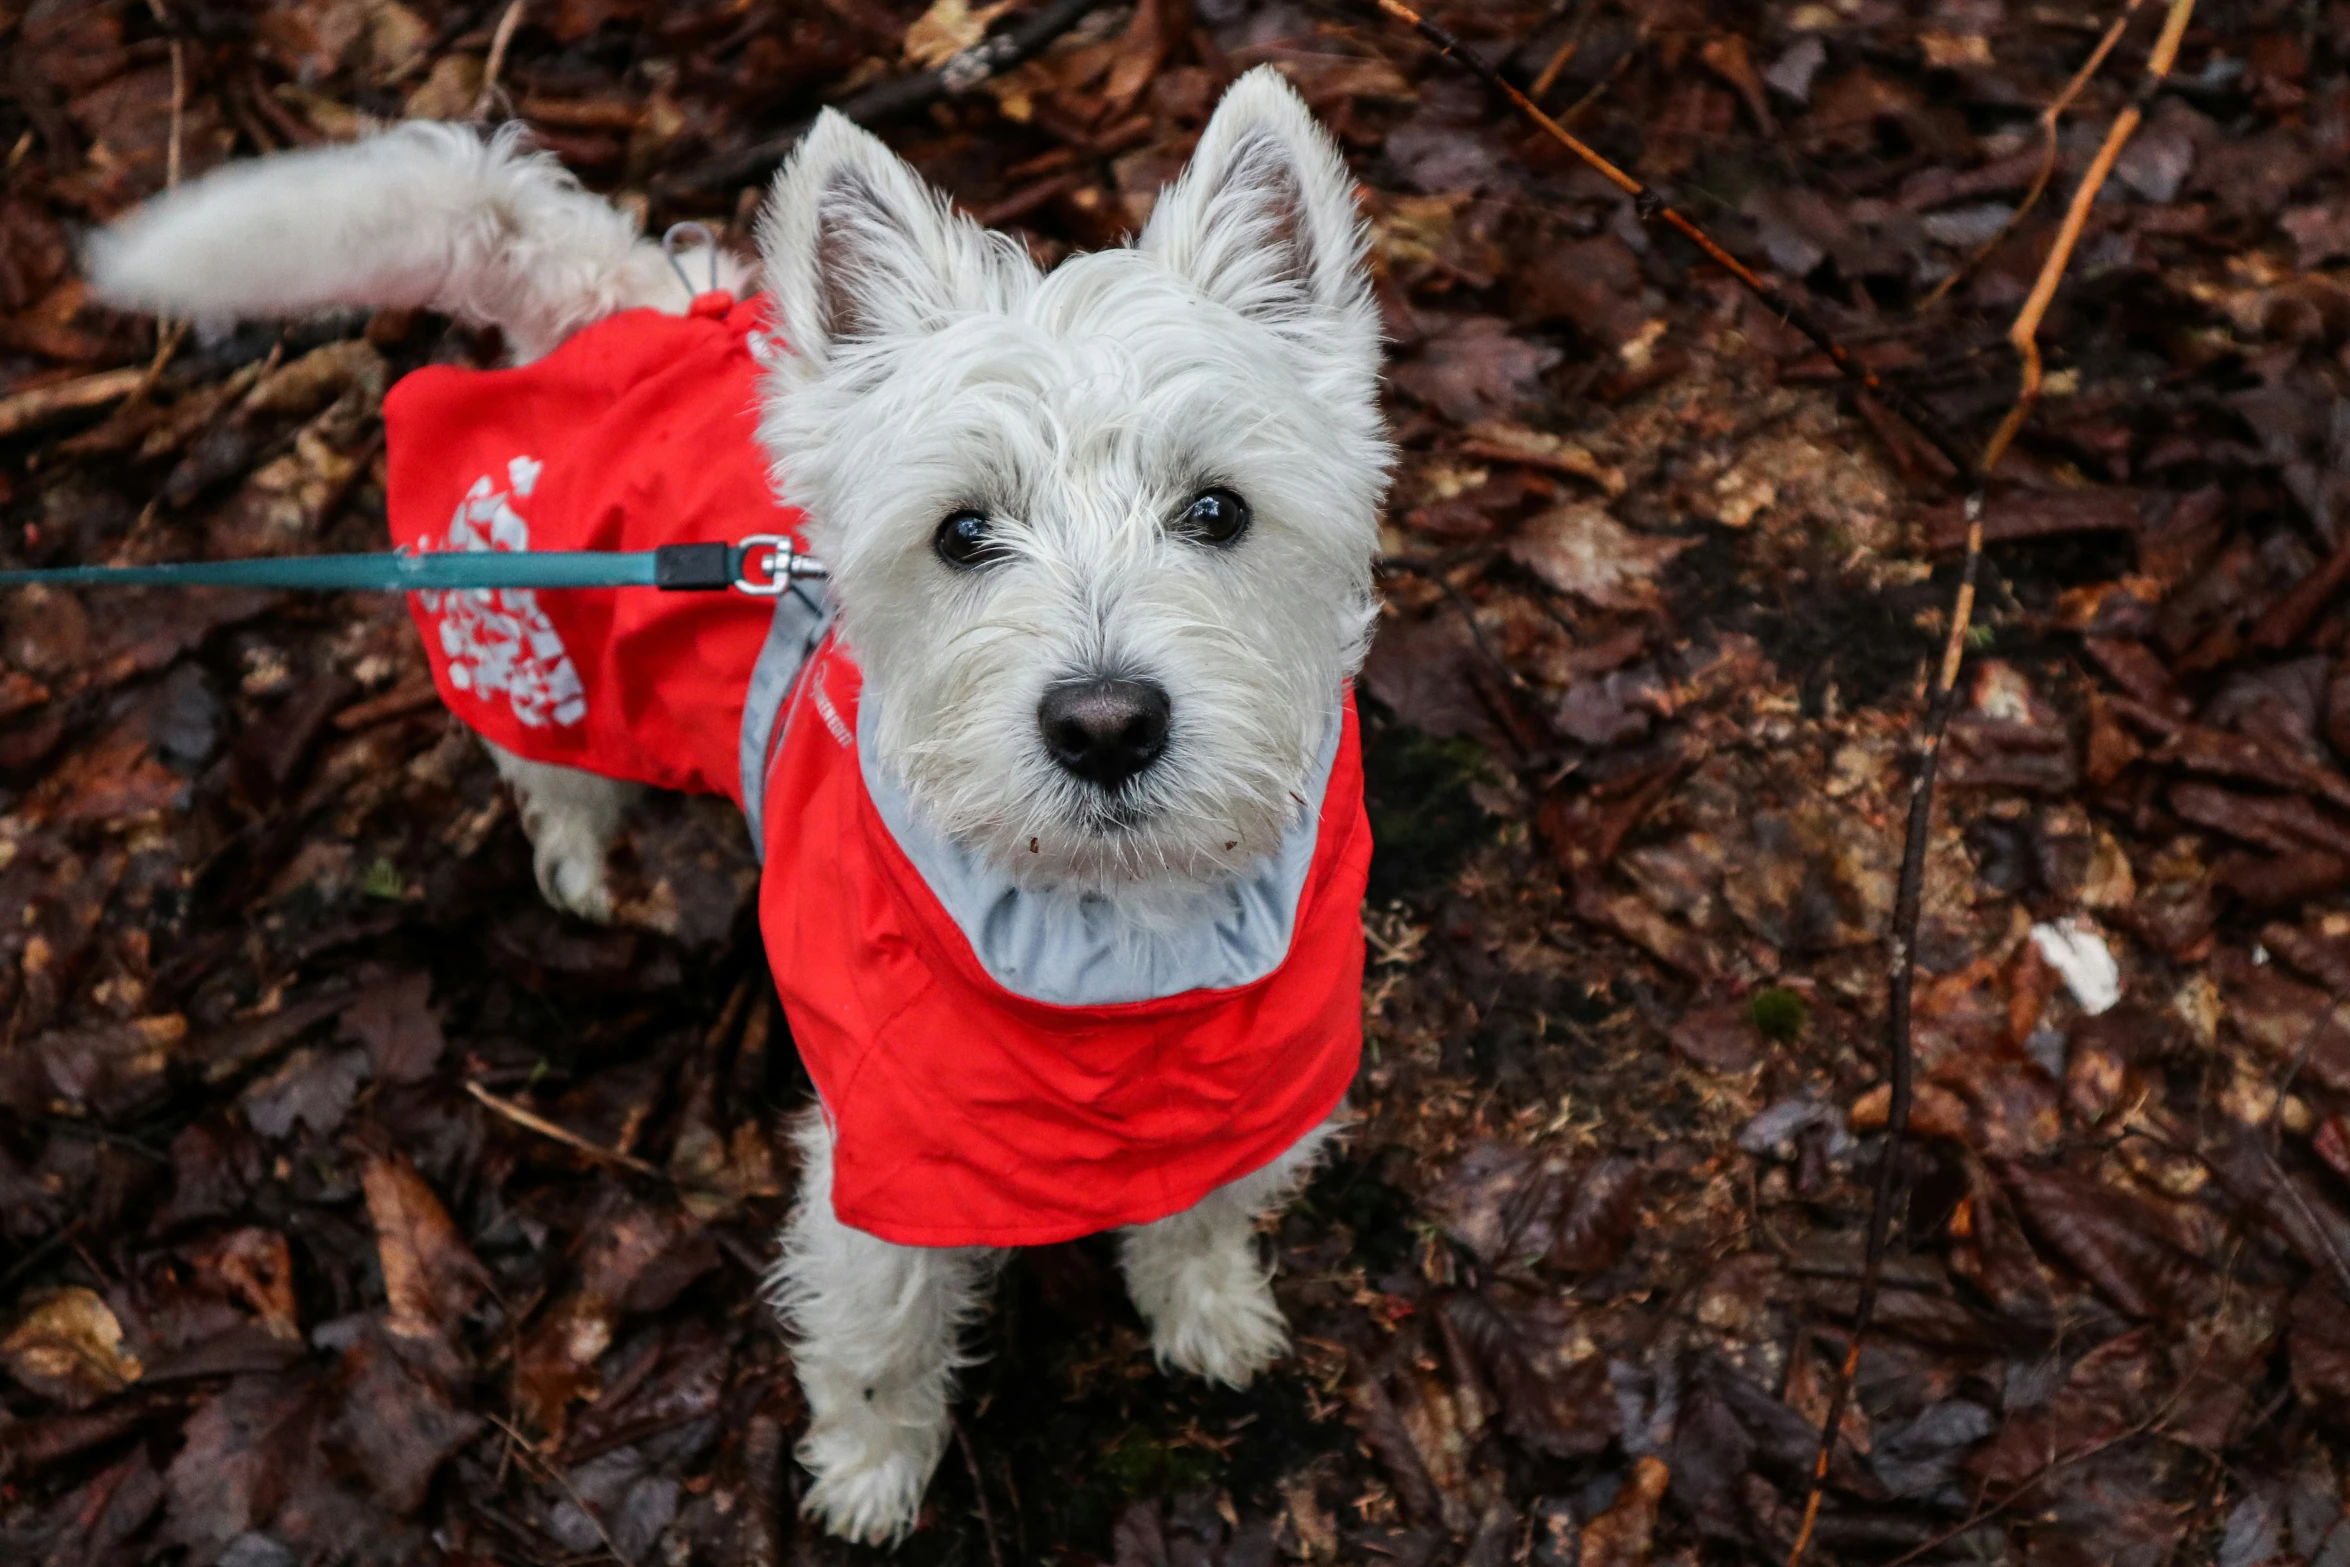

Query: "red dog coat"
(381, 297), (1369, 1247)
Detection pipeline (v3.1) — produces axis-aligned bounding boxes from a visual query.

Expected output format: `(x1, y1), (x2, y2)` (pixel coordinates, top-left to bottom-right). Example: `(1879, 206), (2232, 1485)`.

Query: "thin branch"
(1918, 0), (2149, 313)
(473, 0), (527, 122)
(1979, 0), (2198, 476)
(487, 1413), (639, 1567)
(1787, 5), (2195, 1562)
(654, 0), (1115, 197)
(953, 1415), (1005, 1567)
(1364, 0), (1978, 481)
(1783, 498), (1981, 1567)
(0, 368), (153, 440)
(464, 1079), (668, 1181)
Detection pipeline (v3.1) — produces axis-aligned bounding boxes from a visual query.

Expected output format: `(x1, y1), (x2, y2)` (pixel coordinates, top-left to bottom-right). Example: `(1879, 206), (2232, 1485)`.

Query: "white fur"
(88, 122), (752, 364)
(767, 1112), (1003, 1547)
(1120, 1120), (1336, 1386)
(484, 741), (637, 920)
(756, 72), (1389, 910)
(769, 1110), (1336, 1543)
(88, 71), (1387, 1548)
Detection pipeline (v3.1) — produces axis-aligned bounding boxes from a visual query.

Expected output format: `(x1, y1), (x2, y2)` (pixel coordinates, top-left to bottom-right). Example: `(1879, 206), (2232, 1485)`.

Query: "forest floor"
(6, 0), (2350, 1562)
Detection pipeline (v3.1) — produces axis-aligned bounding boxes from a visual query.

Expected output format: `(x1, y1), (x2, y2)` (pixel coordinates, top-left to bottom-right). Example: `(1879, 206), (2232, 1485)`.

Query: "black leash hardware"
(653, 542), (737, 590)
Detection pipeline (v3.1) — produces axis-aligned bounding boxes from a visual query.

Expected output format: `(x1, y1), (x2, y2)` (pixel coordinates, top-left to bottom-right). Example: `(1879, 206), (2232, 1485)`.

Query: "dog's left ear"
(1140, 67), (1378, 372)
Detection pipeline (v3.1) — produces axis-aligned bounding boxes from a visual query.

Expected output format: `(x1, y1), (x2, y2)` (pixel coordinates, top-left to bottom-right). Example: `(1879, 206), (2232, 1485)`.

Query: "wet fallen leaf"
(1507, 504), (1691, 611)
(359, 1145), (485, 1343)
(1580, 1455), (1670, 1567)
(1391, 316), (1563, 424)
(2001, 1163), (2216, 1321)
(2, 1287), (144, 1408)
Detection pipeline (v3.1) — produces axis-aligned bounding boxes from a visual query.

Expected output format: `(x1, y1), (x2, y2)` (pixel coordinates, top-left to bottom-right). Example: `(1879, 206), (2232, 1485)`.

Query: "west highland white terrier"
(92, 67), (1390, 1545)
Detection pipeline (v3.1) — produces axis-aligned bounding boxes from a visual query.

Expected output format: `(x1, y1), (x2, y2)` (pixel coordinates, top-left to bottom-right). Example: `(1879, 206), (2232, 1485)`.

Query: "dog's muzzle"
(1038, 677), (1170, 791)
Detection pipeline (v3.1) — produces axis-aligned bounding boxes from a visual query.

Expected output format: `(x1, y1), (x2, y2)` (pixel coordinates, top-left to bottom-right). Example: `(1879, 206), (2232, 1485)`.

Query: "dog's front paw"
(796, 1410), (937, 1546)
(528, 830), (614, 923)
(1141, 1257), (1290, 1388)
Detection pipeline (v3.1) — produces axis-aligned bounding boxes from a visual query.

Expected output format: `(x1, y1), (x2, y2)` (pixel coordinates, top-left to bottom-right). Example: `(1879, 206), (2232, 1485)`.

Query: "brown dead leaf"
(189, 1229), (301, 1341)
(160, 1372), (318, 1562)
(339, 972), (445, 1084)
(325, 1320), (484, 1514)
(2, 1287), (144, 1408)
(1512, 234), (1653, 349)
(34, 730), (187, 825)
(1970, 1328), (2160, 1487)
(1441, 1287), (1617, 1459)
(903, 0), (1012, 68)
(1850, 1080), (1970, 1140)
(1547, 1156), (1643, 1274)
(1508, 505), (1691, 611)
(1580, 1454), (1669, 1567)
(1429, 1141), (1558, 1266)
(359, 1146), (485, 1343)
(2288, 1282), (2350, 1414)
(1669, 1005), (1760, 1073)
(512, 1202), (716, 1441)
(1344, 1352), (1446, 1526)
(2001, 1162), (2216, 1320)
(1391, 316), (1563, 424)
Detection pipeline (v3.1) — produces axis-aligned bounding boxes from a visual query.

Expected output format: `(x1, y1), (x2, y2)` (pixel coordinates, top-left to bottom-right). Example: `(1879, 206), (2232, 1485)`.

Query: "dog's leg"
(1119, 1121), (1337, 1387)
(767, 1111), (1000, 1547)
(483, 742), (638, 922)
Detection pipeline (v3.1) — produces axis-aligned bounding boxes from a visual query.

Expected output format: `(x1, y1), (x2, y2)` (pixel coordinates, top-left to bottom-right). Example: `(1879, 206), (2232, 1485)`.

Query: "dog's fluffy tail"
(88, 123), (740, 361)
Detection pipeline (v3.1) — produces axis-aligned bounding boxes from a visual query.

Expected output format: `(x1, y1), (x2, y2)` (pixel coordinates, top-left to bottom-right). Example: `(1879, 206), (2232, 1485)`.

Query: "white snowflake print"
(417, 455), (587, 729)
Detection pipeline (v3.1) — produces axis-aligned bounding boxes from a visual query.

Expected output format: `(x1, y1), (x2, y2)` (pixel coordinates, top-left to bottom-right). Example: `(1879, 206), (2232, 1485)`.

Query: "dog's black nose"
(1038, 678), (1170, 789)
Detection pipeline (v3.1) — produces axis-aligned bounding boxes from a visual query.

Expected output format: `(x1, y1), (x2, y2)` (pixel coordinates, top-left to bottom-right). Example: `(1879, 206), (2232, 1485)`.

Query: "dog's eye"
(1176, 487), (1251, 548)
(933, 508), (1003, 570)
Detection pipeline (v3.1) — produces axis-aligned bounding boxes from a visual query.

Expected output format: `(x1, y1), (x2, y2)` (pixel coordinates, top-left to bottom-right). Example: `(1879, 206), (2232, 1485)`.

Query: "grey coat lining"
(854, 691), (1340, 1008)
(736, 589), (1341, 1009)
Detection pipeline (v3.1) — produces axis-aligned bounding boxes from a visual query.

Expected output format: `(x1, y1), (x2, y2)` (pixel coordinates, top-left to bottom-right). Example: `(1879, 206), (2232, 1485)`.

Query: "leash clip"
(732, 534), (824, 596)
(662, 221), (723, 302)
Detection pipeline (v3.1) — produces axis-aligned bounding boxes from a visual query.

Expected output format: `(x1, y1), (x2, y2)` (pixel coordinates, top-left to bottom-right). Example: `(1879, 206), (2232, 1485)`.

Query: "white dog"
(93, 68), (1389, 1546)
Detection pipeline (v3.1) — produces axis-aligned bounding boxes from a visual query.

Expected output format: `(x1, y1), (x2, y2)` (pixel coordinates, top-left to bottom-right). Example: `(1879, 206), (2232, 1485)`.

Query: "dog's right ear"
(1139, 67), (1378, 365)
(758, 111), (1005, 373)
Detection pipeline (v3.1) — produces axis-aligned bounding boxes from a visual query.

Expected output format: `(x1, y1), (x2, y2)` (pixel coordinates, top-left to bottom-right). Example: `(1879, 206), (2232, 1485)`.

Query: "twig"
(0, 368), (153, 441)
(1782, 497), (1981, 1567)
(487, 1413), (639, 1567)
(473, 0), (527, 122)
(654, 0), (1114, 196)
(1978, 0), (2199, 476)
(1530, 33), (1578, 98)
(464, 1079), (667, 1180)
(1527, 0), (1596, 100)
(1364, 0), (1977, 480)
(0, 1218), (85, 1296)
(1918, 0), (2149, 313)
(1785, 7), (2196, 1560)
(953, 1415), (1005, 1567)
(140, 0), (186, 349)
(1373, 556), (1533, 696)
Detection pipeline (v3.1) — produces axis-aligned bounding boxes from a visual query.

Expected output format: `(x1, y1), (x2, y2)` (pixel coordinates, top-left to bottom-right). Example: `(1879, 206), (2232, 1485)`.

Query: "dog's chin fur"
(757, 68), (1391, 909)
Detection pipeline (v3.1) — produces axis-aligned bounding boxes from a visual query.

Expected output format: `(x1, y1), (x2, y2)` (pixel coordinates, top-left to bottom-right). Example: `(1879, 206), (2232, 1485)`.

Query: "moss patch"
(1749, 986), (1809, 1044)
(1361, 715), (1495, 904)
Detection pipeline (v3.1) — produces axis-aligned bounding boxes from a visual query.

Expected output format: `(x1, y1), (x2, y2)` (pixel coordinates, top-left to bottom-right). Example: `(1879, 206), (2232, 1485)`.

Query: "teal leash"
(0, 534), (826, 596)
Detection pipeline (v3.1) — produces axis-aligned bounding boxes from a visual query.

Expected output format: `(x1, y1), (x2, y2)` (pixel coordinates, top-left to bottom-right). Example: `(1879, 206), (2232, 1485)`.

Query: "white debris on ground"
(2031, 916), (2123, 1016)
